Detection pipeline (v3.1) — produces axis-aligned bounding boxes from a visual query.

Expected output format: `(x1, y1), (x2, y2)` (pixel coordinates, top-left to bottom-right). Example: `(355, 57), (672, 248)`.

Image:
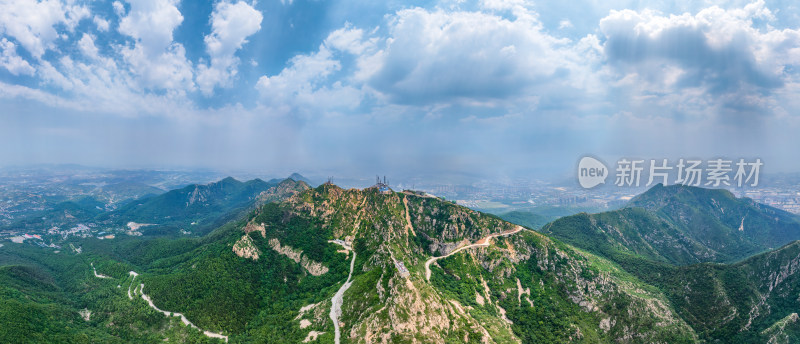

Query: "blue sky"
(1, 0), (800, 180)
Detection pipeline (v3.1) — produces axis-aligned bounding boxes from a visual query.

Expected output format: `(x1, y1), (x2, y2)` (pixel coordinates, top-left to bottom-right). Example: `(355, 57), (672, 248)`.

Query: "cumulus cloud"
(324, 22), (371, 55)
(256, 6), (599, 113)
(0, 0), (89, 58)
(27, 48), (195, 118)
(256, 47), (340, 99)
(118, 0), (194, 94)
(256, 45), (361, 111)
(0, 0), (198, 117)
(77, 34), (99, 59)
(1, 0), (800, 176)
(1, 0), (798, 135)
(197, 1), (263, 95)
(112, 1), (125, 16)
(598, 1), (800, 117)
(363, 8), (592, 106)
(93, 16), (110, 32)
(0, 38), (35, 76)
(256, 25), (369, 111)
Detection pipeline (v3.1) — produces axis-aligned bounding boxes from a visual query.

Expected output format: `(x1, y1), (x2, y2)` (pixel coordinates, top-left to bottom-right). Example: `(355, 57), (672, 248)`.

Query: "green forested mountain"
(538, 184), (800, 342)
(3, 182), (800, 343)
(628, 184), (800, 260)
(98, 177), (281, 235)
(601, 240), (800, 342)
(0, 178), (312, 343)
(542, 184), (800, 265)
(8, 183), (695, 343)
(541, 207), (720, 265)
(0, 241), (221, 343)
(286, 172), (314, 186)
(497, 210), (550, 230)
(498, 204), (619, 231)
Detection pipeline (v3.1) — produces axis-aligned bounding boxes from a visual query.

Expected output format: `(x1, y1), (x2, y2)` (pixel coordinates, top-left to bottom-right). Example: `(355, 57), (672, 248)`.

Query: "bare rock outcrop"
(233, 235), (260, 260)
(269, 238), (329, 276)
(244, 221), (266, 238)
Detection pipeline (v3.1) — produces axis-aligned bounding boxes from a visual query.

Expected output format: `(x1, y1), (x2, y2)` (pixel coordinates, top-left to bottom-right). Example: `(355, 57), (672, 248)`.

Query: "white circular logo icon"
(578, 156), (608, 189)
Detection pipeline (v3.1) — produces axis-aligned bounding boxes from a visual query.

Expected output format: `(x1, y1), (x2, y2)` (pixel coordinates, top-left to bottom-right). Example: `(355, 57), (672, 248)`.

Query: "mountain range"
(1, 181), (800, 343)
(97, 177), (279, 235)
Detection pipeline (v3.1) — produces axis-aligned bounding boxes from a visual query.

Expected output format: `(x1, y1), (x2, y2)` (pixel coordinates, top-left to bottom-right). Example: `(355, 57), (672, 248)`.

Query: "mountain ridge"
(133, 183), (696, 343)
(6, 182), (800, 342)
(542, 183), (800, 265)
(538, 184), (800, 342)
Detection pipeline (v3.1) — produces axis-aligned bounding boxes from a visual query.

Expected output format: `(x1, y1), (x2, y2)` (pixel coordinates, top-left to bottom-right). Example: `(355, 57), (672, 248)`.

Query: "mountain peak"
(287, 172), (311, 184)
(221, 183), (697, 342)
(628, 183), (736, 210)
(545, 184), (800, 266)
(213, 176), (241, 186)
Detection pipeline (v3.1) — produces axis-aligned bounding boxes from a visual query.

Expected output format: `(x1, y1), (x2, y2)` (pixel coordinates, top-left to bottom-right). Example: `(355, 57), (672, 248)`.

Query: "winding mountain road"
(329, 240), (356, 344)
(137, 283), (229, 342)
(90, 262), (111, 279)
(425, 226), (524, 281)
(90, 264), (228, 342)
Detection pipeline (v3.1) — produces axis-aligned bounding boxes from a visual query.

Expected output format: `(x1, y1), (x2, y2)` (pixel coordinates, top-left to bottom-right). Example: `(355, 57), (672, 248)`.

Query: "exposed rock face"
(233, 235), (260, 260)
(762, 313), (799, 344)
(255, 179), (311, 208)
(273, 185), (696, 343)
(79, 308), (92, 321)
(188, 186), (208, 206)
(243, 221), (266, 238)
(98, 182), (800, 343)
(268, 238), (329, 276)
(348, 272), (497, 344)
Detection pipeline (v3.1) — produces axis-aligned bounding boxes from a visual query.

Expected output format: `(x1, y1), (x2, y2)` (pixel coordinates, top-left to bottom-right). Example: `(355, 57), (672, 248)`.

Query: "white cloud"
(256, 26), (366, 111)
(93, 16), (110, 32)
(256, 46), (341, 103)
(119, 0), (183, 55)
(118, 0), (194, 94)
(38, 59), (75, 90)
(255, 6), (602, 115)
(197, 0), (263, 95)
(120, 42), (195, 94)
(77, 34), (99, 59)
(0, 0), (197, 116)
(112, 1), (125, 17)
(0, 0), (90, 58)
(25, 50), (197, 118)
(324, 23), (369, 55)
(362, 8), (589, 105)
(0, 38), (35, 76)
(598, 1), (800, 117)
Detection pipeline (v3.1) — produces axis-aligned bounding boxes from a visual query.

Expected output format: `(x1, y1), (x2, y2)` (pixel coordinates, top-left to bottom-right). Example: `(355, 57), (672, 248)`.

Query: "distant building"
(392, 257), (410, 278)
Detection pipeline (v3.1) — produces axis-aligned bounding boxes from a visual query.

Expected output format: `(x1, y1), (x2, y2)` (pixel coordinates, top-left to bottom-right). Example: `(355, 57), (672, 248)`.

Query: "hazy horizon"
(2, 0), (800, 179)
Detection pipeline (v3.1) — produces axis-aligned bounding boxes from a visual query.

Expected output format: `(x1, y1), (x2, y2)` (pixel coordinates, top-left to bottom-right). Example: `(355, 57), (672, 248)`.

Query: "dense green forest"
(2, 183), (800, 343)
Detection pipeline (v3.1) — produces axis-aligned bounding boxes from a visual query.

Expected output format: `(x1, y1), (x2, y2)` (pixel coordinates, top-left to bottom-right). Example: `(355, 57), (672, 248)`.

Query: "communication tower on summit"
(375, 175), (390, 192)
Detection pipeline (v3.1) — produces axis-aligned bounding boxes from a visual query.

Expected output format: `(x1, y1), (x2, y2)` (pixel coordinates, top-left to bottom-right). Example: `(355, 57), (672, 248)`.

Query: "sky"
(1, 0), (800, 181)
